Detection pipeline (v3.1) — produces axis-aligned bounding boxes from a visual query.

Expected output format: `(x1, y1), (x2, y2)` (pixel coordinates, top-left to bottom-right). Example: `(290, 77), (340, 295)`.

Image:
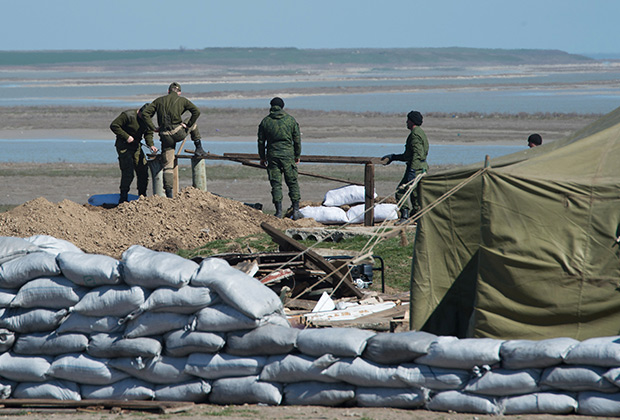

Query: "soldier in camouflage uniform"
(110, 103), (157, 204)
(140, 82), (207, 198)
(258, 97), (303, 220)
(382, 110), (429, 224)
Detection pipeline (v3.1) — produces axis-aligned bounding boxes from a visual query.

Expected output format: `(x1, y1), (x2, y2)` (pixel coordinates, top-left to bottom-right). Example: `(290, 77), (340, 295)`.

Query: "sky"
(2, 0), (619, 57)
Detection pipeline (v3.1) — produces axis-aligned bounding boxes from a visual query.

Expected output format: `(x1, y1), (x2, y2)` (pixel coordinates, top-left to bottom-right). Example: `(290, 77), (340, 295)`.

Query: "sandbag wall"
(1, 235), (620, 416)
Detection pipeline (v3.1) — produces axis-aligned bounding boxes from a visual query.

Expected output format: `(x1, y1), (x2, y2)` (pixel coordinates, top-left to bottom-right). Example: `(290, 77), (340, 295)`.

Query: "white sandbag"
(185, 353), (267, 380)
(0, 236), (40, 265)
(500, 337), (579, 369)
(564, 336), (620, 366)
(394, 363), (471, 390)
(140, 286), (218, 314)
(48, 353), (130, 385)
(296, 327), (376, 357)
(87, 333), (162, 359)
(603, 366), (620, 387)
(56, 251), (121, 287)
(121, 245), (197, 289)
(0, 352), (52, 382)
(415, 336), (503, 369)
(283, 381), (355, 406)
(363, 330), (437, 364)
(355, 387), (427, 408)
(13, 332), (88, 355)
(323, 185), (375, 207)
(0, 252), (60, 288)
(109, 356), (193, 385)
(164, 329), (226, 357)
(0, 329), (14, 353)
(346, 203), (399, 224)
(260, 354), (339, 384)
(0, 307), (67, 333)
(427, 390), (499, 414)
(11, 276), (86, 309)
(26, 235), (82, 256)
(155, 379), (211, 402)
(123, 312), (189, 339)
(56, 312), (122, 334)
(321, 357), (406, 388)
(13, 380), (81, 400)
(225, 324), (299, 356)
(81, 377), (154, 400)
(464, 368), (542, 396)
(499, 392), (578, 415)
(72, 285), (145, 317)
(0, 379), (14, 399)
(299, 206), (349, 224)
(577, 391), (620, 417)
(540, 365), (617, 392)
(0, 289), (15, 308)
(209, 375), (282, 405)
(192, 303), (261, 332)
(191, 258), (283, 319)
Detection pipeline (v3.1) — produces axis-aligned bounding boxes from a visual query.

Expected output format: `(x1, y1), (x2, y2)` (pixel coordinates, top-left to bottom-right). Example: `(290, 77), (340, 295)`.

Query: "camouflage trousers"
(117, 146), (149, 196)
(267, 156), (300, 204)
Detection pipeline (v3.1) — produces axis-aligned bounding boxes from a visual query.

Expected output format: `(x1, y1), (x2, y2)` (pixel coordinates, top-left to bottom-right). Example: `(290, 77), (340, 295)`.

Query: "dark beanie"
(407, 111), (423, 126)
(270, 97), (285, 108)
(528, 133), (542, 146)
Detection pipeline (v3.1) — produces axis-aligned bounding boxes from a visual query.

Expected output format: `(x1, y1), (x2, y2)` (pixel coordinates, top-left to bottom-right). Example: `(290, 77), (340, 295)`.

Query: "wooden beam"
(223, 152), (384, 165)
(364, 162), (375, 227)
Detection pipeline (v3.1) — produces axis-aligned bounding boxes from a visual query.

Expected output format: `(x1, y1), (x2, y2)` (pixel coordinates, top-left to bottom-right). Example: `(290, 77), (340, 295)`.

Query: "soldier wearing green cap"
(110, 103), (157, 204)
(258, 97), (303, 220)
(140, 82), (207, 198)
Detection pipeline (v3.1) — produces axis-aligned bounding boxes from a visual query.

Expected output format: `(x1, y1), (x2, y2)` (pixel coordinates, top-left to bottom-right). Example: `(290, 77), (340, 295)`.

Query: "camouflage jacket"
(257, 106), (301, 160)
(140, 92), (200, 133)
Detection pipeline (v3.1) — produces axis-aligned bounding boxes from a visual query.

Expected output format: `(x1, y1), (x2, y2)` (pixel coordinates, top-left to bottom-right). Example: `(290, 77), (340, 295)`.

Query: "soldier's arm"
(140, 102), (158, 131)
(110, 113), (130, 141)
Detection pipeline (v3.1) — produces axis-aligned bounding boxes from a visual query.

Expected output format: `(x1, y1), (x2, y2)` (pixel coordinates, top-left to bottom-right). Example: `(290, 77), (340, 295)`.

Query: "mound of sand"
(0, 187), (319, 259)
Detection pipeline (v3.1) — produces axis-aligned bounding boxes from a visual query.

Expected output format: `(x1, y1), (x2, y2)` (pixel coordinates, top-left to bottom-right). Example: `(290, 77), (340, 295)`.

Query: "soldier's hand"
(127, 136), (135, 144)
(382, 154), (394, 165)
(260, 159), (267, 167)
(150, 146), (158, 153)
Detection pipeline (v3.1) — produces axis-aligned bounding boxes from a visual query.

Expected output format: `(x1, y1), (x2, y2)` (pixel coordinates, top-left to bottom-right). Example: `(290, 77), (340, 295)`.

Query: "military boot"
(292, 201), (304, 221)
(119, 191), (129, 204)
(165, 188), (174, 198)
(274, 202), (283, 218)
(193, 140), (208, 158)
(395, 208), (410, 225)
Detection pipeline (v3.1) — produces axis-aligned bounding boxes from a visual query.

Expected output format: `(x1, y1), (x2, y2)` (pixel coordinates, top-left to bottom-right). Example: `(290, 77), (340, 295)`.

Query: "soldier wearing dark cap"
(382, 110), (429, 224)
(140, 82), (207, 198)
(258, 97), (303, 220)
(527, 133), (542, 148)
(110, 103), (158, 203)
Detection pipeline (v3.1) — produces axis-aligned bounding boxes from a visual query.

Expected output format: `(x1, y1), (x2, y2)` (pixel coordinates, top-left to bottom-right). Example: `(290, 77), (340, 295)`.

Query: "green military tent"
(411, 107), (620, 340)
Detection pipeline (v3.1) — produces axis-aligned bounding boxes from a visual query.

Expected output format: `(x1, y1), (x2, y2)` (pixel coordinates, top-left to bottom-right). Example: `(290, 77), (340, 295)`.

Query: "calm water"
(0, 139), (523, 166)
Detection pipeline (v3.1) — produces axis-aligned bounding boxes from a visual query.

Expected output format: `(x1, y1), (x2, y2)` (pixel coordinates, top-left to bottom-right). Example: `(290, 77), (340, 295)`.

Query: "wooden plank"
(223, 152), (384, 165)
(0, 399), (194, 414)
(261, 222), (364, 298)
(364, 162), (375, 226)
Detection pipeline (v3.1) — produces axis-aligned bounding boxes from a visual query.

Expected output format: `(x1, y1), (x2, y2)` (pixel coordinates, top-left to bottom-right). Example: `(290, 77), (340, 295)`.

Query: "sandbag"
(25, 235), (82, 256)
(540, 365), (617, 392)
(577, 391), (620, 417)
(81, 378), (154, 400)
(56, 251), (121, 287)
(283, 381), (355, 406)
(48, 353), (130, 385)
(209, 376), (282, 405)
(427, 390), (499, 414)
(140, 286), (218, 314)
(0, 352), (52, 382)
(56, 312), (122, 334)
(296, 327), (376, 357)
(191, 258), (283, 319)
(499, 392), (578, 415)
(0, 289), (15, 308)
(0, 379), (14, 399)
(355, 387), (427, 408)
(416, 336), (503, 369)
(394, 363), (471, 390)
(192, 303), (261, 332)
(225, 324), (299, 356)
(72, 285), (145, 317)
(155, 380), (211, 402)
(0, 252), (60, 288)
(323, 185), (375, 207)
(564, 336), (620, 367)
(363, 330), (437, 364)
(500, 337), (579, 369)
(260, 354), (339, 384)
(185, 353), (267, 380)
(0, 329), (14, 353)
(346, 203), (398, 224)
(321, 357), (406, 388)
(164, 329), (226, 357)
(0, 236), (41, 265)
(109, 356), (193, 385)
(121, 245), (197, 289)
(13, 332), (88, 355)
(464, 368), (542, 396)
(123, 312), (189, 339)
(11, 276), (86, 309)
(0, 307), (67, 333)
(87, 333), (162, 358)
(299, 206), (348, 224)
(13, 380), (81, 400)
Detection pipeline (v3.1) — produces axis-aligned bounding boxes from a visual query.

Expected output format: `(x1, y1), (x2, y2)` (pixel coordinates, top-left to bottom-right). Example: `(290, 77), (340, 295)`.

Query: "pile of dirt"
(0, 188), (320, 259)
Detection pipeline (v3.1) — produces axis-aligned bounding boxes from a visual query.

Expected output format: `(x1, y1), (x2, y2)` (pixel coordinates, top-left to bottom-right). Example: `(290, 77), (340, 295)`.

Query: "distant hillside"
(0, 47), (594, 68)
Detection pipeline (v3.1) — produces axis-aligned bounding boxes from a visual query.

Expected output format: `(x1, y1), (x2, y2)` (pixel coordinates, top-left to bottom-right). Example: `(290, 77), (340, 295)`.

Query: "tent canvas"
(411, 107), (620, 340)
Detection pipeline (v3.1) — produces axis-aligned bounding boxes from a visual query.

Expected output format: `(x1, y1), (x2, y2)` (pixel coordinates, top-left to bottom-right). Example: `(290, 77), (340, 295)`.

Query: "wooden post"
(191, 157), (207, 191)
(364, 162), (375, 227)
(173, 157), (179, 195)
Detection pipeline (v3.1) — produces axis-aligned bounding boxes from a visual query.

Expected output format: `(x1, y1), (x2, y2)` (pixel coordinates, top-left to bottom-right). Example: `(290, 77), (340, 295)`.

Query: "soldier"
(527, 133), (543, 148)
(140, 82), (207, 198)
(382, 110), (429, 224)
(258, 97), (303, 220)
(110, 103), (158, 204)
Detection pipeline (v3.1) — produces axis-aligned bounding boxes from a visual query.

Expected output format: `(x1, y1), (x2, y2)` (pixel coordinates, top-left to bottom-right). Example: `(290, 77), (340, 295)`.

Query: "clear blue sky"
(2, 0), (619, 56)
